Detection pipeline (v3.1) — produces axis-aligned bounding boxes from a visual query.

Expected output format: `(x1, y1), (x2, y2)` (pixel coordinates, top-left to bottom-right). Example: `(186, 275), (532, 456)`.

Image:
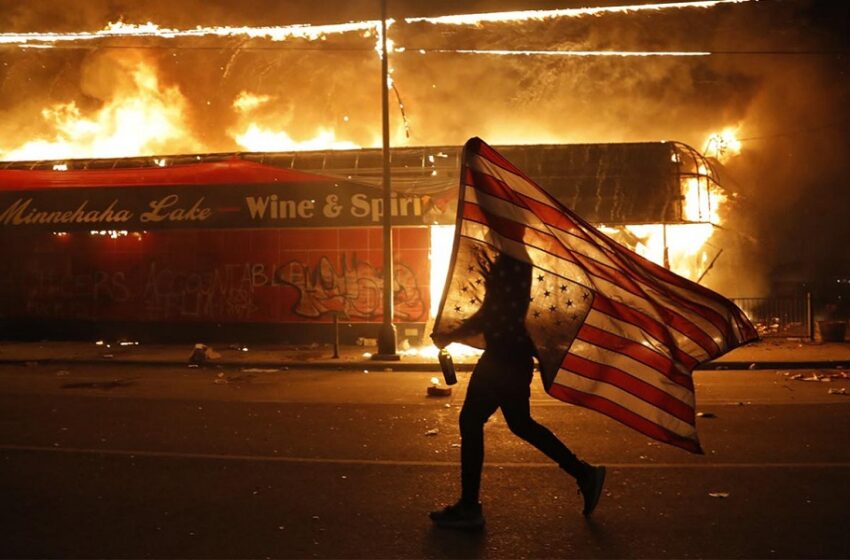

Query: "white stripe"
(548, 224), (729, 351)
(568, 338), (696, 405)
(549, 227), (620, 269)
(579, 272), (714, 362)
(459, 221), (591, 285)
(468, 154), (559, 210)
(460, 219), (712, 363)
(656, 276), (745, 345)
(466, 191), (726, 354)
(552, 369), (697, 440)
(465, 187), (550, 231)
(584, 310), (693, 376)
(469, 152), (741, 344)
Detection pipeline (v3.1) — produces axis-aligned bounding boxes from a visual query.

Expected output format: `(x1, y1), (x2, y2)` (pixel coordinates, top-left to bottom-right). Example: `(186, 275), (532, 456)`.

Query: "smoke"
(0, 0), (847, 292)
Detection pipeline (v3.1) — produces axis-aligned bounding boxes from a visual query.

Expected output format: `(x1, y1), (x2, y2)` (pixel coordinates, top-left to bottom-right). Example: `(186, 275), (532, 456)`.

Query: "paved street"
(1, 362), (849, 558)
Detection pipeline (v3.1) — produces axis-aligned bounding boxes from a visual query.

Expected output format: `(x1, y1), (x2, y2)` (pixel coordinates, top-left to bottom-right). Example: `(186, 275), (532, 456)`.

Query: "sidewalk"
(0, 338), (848, 371)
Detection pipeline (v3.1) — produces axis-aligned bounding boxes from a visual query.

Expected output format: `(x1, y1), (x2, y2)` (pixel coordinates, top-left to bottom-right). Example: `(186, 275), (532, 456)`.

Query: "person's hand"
(430, 332), (450, 349)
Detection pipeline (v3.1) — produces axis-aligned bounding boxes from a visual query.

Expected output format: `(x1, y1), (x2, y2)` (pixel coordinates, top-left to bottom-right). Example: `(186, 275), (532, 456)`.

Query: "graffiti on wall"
(10, 254), (426, 323)
(261, 255), (426, 321)
(23, 268), (130, 319)
(142, 262), (258, 321)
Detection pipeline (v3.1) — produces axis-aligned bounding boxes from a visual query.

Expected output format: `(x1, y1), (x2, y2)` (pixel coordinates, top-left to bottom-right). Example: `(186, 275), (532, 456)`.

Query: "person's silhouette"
(430, 252), (606, 530)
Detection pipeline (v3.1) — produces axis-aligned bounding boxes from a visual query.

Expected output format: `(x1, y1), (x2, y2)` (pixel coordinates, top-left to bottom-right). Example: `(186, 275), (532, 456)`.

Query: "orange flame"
(0, 61), (199, 161)
(704, 128), (742, 162)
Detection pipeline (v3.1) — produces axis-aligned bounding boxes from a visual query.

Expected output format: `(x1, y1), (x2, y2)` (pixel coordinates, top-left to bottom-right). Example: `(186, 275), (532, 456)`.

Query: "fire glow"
(0, 0), (756, 161)
(0, 4), (743, 335)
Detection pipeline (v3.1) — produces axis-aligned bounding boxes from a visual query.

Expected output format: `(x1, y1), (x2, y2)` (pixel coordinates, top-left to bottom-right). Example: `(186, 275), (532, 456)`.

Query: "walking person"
(430, 253), (606, 530)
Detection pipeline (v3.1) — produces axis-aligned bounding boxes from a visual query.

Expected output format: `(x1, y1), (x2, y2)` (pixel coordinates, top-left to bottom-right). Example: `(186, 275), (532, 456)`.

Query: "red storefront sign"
(0, 159), (431, 331)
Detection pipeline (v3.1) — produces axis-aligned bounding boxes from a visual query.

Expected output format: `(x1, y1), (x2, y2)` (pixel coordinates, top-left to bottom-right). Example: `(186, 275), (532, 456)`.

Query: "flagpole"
(374, 0), (399, 360)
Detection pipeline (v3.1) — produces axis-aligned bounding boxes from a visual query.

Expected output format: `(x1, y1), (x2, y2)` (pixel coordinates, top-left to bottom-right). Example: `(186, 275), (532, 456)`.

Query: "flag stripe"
(466, 166), (743, 349)
(462, 199), (725, 357)
(591, 294), (708, 365)
(548, 382), (703, 453)
(458, 224), (592, 289)
(471, 148), (742, 344)
(462, 180), (732, 352)
(468, 154), (560, 210)
(576, 323), (694, 389)
(583, 310), (698, 379)
(552, 363), (695, 438)
(561, 352), (696, 424)
(458, 219), (713, 364)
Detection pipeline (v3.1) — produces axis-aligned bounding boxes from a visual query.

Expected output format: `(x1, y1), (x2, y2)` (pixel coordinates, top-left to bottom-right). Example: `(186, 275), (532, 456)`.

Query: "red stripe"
(521, 195), (586, 240)
(468, 138), (527, 178)
(548, 382), (703, 454)
(653, 302), (720, 356)
(596, 231), (756, 344)
(561, 353), (695, 424)
(508, 181), (754, 346)
(465, 168), (531, 210)
(571, 251), (647, 300)
(462, 202), (572, 262)
(609, 252), (741, 342)
(480, 179), (736, 349)
(523, 193), (733, 343)
(459, 214), (710, 375)
(591, 295), (700, 370)
(577, 324), (694, 390)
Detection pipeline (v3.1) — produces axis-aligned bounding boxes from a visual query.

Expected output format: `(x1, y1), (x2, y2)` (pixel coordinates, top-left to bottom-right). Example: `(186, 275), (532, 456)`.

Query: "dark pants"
(460, 351), (584, 505)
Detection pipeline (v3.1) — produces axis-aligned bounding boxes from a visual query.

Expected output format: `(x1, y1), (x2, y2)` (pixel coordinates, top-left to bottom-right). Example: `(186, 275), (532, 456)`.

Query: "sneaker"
(429, 501), (485, 530)
(578, 464), (606, 517)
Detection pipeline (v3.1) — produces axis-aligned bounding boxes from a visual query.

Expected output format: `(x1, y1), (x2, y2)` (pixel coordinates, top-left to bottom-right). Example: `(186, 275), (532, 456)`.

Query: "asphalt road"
(1, 362), (849, 559)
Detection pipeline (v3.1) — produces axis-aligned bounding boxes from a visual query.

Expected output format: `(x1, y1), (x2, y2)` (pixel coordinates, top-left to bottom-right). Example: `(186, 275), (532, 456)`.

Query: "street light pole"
(374, 0), (399, 360)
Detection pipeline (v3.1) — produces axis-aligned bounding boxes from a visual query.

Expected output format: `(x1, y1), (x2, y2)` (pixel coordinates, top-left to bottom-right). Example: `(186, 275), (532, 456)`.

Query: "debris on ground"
(240, 368), (279, 373)
(828, 388), (847, 395)
(213, 372), (255, 385)
(789, 371), (849, 382)
(709, 492), (730, 499)
(697, 412), (717, 418)
(425, 428), (439, 436)
(188, 343), (221, 366)
(356, 337), (377, 347)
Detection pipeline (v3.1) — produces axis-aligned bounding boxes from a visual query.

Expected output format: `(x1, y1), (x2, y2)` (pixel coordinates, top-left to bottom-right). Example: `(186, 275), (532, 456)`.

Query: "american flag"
(432, 138), (758, 453)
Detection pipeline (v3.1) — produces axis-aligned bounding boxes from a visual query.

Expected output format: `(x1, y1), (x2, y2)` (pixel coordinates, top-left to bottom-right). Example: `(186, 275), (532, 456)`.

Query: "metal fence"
(731, 295), (812, 339)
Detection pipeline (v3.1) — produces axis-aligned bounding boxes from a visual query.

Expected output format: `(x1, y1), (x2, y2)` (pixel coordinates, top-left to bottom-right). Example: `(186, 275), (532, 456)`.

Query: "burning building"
(0, 140), (737, 344)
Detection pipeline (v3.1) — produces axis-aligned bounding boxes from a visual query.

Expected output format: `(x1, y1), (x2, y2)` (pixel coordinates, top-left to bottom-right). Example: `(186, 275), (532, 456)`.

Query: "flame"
(0, 20), (380, 46)
(405, 0), (752, 25)
(232, 91), (272, 113)
(704, 128), (742, 162)
(229, 90), (360, 152)
(0, 1), (755, 47)
(0, 61), (199, 161)
(417, 49), (710, 57)
(234, 124), (360, 152)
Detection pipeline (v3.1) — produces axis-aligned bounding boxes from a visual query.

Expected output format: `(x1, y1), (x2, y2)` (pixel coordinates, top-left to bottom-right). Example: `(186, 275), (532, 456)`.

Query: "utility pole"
(373, 0), (399, 360)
